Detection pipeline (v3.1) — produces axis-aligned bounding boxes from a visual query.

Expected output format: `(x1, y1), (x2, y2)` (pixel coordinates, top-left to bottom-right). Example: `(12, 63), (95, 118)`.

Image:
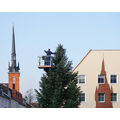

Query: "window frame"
(13, 84), (15, 90)
(98, 93), (105, 103)
(110, 74), (118, 84)
(98, 75), (105, 84)
(79, 93), (86, 103)
(111, 93), (118, 102)
(78, 75), (86, 84)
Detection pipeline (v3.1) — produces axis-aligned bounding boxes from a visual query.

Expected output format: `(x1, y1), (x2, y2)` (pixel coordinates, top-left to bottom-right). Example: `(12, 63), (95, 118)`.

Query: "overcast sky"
(0, 12), (120, 95)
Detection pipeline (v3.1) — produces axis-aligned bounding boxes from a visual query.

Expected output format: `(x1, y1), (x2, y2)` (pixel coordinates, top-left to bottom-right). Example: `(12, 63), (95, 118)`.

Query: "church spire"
(11, 26), (16, 68)
(9, 26), (20, 72)
(12, 26), (16, 58)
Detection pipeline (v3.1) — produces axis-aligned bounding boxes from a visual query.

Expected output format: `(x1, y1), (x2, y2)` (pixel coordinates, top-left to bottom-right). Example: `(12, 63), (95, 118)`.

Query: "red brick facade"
(95, 59), (113, 108)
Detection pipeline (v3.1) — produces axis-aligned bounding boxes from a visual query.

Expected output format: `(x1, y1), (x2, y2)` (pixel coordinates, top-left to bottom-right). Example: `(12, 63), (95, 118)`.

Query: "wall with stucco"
(73, 50), (120, 108)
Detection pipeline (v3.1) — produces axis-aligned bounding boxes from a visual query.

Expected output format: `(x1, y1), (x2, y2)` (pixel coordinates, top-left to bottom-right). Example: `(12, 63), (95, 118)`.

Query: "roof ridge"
(72, 49), (92, 72)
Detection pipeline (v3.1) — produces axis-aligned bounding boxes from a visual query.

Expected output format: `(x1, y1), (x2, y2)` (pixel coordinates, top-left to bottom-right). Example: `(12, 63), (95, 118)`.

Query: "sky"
(0, 12), (120, 96)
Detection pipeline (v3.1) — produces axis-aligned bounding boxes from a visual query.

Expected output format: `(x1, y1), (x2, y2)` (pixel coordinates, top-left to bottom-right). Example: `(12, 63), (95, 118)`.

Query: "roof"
(0, 83), (9, 94)
(0, 83), (11, 99)
(72, 49), (92, 72)
(0, 83), (32, 108)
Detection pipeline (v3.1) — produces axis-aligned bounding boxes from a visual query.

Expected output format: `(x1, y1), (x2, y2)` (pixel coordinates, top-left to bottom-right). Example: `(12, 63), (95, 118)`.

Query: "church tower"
(8, 26), (20, 92)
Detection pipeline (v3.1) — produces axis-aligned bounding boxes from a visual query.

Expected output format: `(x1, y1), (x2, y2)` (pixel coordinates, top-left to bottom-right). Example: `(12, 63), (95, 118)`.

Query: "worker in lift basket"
(44, 49), (55, 65)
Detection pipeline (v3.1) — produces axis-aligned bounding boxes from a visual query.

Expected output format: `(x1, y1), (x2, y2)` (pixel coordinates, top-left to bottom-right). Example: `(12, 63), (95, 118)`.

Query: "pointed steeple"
(9, 26), (20, 73)
(18, 61), (20, 70)
(12, 26), (16, 57)
(8, 62), (10, 70)
(11, 25), (16, 68)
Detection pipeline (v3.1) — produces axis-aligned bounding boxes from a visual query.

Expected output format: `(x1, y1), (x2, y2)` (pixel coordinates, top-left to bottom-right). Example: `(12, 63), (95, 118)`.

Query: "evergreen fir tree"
(35, 44), (82, 108)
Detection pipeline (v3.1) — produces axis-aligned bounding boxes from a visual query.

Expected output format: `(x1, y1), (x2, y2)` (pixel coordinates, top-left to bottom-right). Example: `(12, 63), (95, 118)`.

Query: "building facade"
(73, 50), (120, 108)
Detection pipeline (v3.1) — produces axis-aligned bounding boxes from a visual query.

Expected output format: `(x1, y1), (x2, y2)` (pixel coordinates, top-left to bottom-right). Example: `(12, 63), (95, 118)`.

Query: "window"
(13, 84), (15, 90)
(12, 77), (15, 89)
(13, 77), (15, 84)
(78, 75), (85, 84)
(110, 75), (117, 83)
(98, 75), (104, 84)
(98, 93), (105, 102)
(111, 93), (117, 102)
(79, 93), (85, 102)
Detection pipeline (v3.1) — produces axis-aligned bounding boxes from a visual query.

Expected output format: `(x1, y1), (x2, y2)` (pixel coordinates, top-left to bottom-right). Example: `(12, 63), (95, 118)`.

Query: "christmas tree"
(35, 44), (82, 108)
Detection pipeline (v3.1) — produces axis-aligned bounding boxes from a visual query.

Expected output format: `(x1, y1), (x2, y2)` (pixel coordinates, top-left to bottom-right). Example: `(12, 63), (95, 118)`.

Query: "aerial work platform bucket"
(38, 56), (53, 69)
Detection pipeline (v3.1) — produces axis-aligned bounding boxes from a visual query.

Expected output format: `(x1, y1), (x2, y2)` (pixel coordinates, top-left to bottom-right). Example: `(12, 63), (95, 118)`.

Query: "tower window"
(110, 75), (117, 83)
(13, 77), (15, 84)
(13, 84), (15, 90)
(98, 75), (104, 84)
(12, 77), (15, 89)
